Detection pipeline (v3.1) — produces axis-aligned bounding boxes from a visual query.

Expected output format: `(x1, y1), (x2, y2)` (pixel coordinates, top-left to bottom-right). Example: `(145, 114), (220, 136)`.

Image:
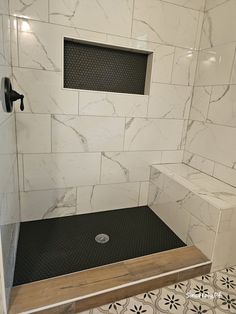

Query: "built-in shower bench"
(148, 163), (236, 272)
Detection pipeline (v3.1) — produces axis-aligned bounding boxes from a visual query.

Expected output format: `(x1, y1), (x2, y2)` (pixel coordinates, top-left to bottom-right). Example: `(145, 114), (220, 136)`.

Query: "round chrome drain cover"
(95, 233), (109, 244)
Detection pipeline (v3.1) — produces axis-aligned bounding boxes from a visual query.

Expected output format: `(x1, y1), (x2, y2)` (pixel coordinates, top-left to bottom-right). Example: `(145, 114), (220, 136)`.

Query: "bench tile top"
(151, 163), (236, 210)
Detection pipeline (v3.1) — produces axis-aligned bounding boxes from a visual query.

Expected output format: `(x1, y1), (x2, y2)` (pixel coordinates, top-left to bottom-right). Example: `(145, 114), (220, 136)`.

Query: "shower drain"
(95, 233), (110, 244)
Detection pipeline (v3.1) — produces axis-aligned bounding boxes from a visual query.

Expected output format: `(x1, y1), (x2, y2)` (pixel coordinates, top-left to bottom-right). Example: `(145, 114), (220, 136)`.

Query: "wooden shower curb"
(9, 246), (211, 314)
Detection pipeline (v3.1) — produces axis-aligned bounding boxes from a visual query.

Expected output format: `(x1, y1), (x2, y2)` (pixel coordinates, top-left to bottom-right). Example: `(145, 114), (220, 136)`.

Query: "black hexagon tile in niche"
(64, 39), (148, 94)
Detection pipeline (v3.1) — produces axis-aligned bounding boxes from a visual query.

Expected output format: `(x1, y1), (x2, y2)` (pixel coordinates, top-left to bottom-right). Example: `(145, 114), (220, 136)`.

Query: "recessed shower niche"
(63, 38), (152, 94)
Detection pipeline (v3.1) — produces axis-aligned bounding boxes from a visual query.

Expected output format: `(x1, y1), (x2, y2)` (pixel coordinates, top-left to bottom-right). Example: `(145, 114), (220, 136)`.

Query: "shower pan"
(10, 204), (210, 314)
(13, 206), (186, 285)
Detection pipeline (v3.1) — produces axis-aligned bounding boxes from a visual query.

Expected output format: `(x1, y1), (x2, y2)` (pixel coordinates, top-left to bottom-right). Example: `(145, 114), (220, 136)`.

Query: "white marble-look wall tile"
(151, 46), (175, 84)
(161, 0), (206, 11)
(124, 118), (184, 151)
(205, 0), (229, 11)
(105, 35), (157, 52)
(139, 182), (149, 206)
(16, 113), (51, 153)
(76, 182), (140, 214)
(231, 53), (236, 84)
(17, 19), (107, 71)
(132, 0), (200, 49)
(194, 11), (204, 50)
(13, 68), (78, 114)
(186, 120), (236, 168)
(212, 227), (236, 271)
(171, 48), (198, 86)
(149, 168), (166, 190)
(101, 151), (162, 184)
(201, 0), (236, 49)
(0, 115), (17, 155)
(10, 0), (49, 22)
(208, 85), (236, 127)
(0, 16), (6, 66)
(148, 83), (192, 119)
(20, 188), (77, 221)
(0, 16), (11, 66)
(183, 151), (215, 176)
(189, 86), (211, 122)
(10, 16), (19, 67)
(52, 115), (125, 152)
(186, 215), (216, 259)
(148, 180), (191, 242)
(79, 91), (148, 118)
(0, 0), (9, 14)
(211, 208), (236, 271)
(0, 156), (20, 225)
(179, 119), (188, 150)
(213, 163), (236, 188)
(23, 153), (101, 190)
(161, 150), (184, 163)
(195, 43), (236, 86)
(181, 192), (220, 232)
(17, 154), (24, 192)
(49, 0), (133, 37)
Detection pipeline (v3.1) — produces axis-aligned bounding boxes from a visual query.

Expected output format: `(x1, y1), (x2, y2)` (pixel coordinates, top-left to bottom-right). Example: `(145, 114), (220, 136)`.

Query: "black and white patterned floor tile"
(80, 266), (236, 314)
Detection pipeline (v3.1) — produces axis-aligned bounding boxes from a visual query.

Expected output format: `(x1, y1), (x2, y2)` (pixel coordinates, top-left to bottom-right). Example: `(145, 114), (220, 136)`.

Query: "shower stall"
(1, 0), (236, 313)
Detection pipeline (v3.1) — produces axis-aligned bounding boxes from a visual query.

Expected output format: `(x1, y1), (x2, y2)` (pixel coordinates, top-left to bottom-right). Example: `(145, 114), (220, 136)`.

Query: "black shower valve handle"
(2, 77), (25, 112)
(10, 90), (24, 111)
(20, 97), (24, 111)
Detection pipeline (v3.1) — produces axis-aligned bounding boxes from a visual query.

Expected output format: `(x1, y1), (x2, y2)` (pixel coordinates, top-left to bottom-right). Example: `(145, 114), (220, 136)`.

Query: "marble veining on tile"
(151, 163), (236, 209)
(13, 68), (78, 114)
(49, 0), (133, 37)
(52, 115), (125, 152)
(77, 182), (140, 214)
(124, 118), (184, 151)
(20, 188), (77, 221)
(10, 0), (49, 22)
(132, 0), (200, 49)
(186, 120), (236, 169)
(201, 0), (236, 49)
(101, 151), (162, 184)
(148, 83), (192, 119)
(79, 91), (148, 118)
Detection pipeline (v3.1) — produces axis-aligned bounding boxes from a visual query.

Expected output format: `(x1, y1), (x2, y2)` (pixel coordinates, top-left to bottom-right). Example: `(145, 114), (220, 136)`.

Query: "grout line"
(229, 43), (236, 83)
(22, 154), (25, 192)
(10, 149), (184, 155)
(50, 114), (52, 153)
(170, 46), (176, 84)
(138, 181), (141, 206)
(99, 152), (102, 184)
(184, 149), (236, 188)
(130, 0), (135, 38)
(205, 0), (230, 12)
(77, 91), (80, 116)
(205, 85), (213, 122)
(47, 0), (49, 23)
(16, 17), (20, 67)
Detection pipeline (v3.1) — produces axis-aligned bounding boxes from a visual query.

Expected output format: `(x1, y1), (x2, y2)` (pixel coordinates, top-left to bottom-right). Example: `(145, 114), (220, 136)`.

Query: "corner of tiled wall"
(184, 0), (236, 189)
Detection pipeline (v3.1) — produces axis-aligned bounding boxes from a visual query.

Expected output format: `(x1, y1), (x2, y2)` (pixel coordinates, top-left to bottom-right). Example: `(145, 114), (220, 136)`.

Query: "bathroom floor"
(13, 206), (185, 286)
